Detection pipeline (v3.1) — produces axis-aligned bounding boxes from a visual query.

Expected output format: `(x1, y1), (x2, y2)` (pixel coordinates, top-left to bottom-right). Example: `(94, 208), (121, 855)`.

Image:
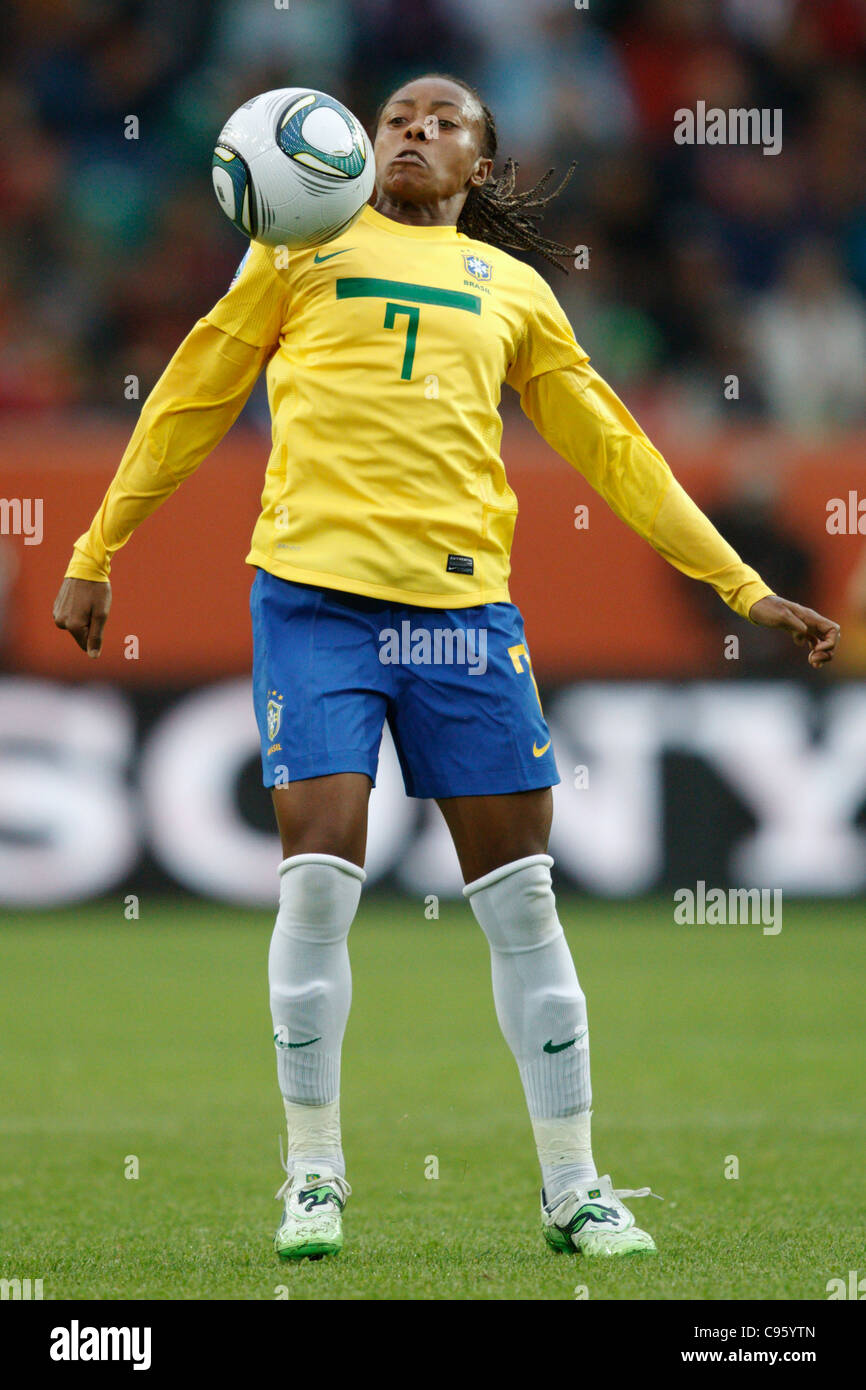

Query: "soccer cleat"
(541, 1173), (661, 1257)
(274, 1162), (351, 1261)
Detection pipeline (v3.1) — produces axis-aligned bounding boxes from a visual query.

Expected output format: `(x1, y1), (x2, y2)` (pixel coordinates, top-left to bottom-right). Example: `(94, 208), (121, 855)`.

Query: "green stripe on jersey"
(336, 277), (482, 313)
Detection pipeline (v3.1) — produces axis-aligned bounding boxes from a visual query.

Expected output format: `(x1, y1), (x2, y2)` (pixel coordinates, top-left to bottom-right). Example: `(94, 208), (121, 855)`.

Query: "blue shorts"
(250, 568), (560, 799)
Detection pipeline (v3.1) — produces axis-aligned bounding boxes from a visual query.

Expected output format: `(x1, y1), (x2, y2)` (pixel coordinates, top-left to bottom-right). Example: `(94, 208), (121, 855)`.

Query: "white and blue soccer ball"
(211, 87), (375, 248)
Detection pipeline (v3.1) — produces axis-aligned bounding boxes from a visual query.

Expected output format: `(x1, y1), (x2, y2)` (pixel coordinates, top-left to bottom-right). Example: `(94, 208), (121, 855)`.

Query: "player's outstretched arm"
(54, 243), (288, 657)
(518, 361), (841, 668)
(53, 321), (267, 657)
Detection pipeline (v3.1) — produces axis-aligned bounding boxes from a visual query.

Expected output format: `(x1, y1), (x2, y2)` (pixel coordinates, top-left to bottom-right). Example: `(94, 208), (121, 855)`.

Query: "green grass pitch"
(1, 896), (862, 1301)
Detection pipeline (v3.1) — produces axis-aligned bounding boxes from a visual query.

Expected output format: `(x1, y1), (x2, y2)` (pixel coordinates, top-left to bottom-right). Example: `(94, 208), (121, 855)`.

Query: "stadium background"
(2, 0), (866, 1309)
(2, 0), (865, 905)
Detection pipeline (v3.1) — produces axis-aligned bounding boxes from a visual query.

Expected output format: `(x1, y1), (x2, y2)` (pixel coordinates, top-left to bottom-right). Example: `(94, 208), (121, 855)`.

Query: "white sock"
(282, 1098), (344, 1180)
(463, 854), (596, 1199)
(532, 1113), (598, 1202)
(269, 853), (365, 1177)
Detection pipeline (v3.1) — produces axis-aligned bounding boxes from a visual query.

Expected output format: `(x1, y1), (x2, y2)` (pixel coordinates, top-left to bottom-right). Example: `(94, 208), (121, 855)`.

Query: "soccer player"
(53, 74), (840, 1262)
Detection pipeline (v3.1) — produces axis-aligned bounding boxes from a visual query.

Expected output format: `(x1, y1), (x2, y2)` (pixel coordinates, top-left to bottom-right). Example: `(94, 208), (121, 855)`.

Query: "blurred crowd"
(1, 0), (865, 429)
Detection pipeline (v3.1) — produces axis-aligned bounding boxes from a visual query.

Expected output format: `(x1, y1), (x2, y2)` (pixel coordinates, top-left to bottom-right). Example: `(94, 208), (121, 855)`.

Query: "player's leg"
(271, 770), (371, 866)
(250, 569), (392, 1258)
(437, 789), (596, 1190)
(269, 773), (371, 1136)
(388, 599), (600, 1213)
(267, 774), (370, 1259)
(389, 596), (657, 1255)
(435, 785), (552, 884)
(441, 790), (658, 1256)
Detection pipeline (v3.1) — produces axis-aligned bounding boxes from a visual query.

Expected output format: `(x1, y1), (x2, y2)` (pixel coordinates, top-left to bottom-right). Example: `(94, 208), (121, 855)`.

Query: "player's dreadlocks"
(375, 74), (576, 273)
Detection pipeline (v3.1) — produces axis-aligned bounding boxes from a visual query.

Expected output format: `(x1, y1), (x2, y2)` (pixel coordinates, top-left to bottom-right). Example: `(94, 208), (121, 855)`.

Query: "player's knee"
(276, 853), (366, 943)
(463, 853), (563, 955)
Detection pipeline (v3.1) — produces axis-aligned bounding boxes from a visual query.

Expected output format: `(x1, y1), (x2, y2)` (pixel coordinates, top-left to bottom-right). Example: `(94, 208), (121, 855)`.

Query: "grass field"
(1, 895), (862, 1301)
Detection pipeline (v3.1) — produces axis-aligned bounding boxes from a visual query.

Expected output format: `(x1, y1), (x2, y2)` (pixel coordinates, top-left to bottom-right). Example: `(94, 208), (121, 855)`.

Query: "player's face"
(374, 78), (492, 211)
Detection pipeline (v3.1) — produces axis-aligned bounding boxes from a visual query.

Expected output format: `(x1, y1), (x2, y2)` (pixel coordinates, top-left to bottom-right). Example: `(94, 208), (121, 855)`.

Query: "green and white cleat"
(274, 1163), (351, 1261)
(541, 1174), (661, 1257)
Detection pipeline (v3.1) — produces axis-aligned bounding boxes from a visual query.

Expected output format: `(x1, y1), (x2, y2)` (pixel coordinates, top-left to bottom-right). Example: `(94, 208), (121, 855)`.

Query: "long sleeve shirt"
(66, 205), (772, 618)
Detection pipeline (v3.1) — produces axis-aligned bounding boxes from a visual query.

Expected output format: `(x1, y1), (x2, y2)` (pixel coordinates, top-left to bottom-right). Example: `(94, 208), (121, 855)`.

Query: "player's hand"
(52, 577), (112, 658)
(748, 595), (840, 669)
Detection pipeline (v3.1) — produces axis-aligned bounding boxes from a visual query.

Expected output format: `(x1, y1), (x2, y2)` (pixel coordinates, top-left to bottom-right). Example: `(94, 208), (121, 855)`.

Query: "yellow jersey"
(66, 203), (772, 618)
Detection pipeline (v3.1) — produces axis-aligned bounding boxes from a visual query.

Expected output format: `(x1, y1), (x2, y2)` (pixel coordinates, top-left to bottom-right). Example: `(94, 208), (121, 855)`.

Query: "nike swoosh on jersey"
(532, 739), (552, 757)
(313, 248), (356, 263)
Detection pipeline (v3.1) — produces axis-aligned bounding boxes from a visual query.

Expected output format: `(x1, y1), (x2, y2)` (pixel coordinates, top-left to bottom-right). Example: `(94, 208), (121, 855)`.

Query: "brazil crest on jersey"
(205, 204), (589, 606)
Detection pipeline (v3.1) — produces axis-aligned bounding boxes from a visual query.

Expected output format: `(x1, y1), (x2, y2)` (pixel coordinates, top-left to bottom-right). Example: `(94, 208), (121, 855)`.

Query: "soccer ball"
(211, 88), (375, 248)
